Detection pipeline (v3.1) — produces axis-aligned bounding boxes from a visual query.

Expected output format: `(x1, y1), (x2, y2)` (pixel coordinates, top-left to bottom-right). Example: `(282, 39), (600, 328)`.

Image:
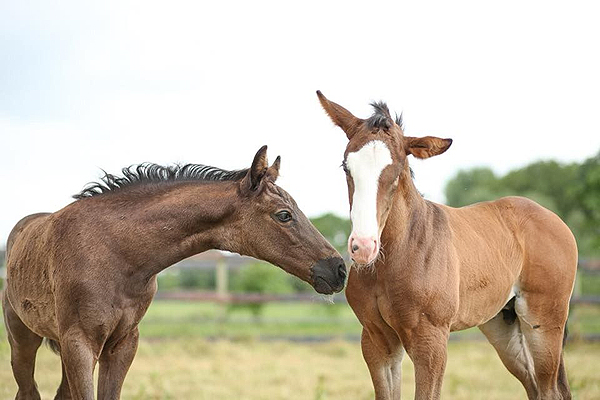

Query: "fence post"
(216, 258), (228, 299)
(216, 257), (229, 320)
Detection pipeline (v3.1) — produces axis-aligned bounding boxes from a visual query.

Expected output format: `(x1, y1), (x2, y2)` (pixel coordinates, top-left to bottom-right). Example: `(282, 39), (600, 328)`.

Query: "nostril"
(338, 263), (347, 280)
(352, 244), (359, 252)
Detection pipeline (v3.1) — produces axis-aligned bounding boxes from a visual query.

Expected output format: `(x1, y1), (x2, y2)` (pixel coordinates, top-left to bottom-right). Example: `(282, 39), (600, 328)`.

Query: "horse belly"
(451, 271), (518, 331)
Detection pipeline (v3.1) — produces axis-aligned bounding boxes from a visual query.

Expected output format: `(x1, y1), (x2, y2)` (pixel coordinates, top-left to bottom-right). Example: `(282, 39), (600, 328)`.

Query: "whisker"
(378, 243), (387, 263)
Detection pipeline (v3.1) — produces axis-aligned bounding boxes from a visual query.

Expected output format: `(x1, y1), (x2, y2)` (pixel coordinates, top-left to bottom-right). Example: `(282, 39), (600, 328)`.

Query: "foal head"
(236, 146), (346, 294)
(317, 91), (452, 267)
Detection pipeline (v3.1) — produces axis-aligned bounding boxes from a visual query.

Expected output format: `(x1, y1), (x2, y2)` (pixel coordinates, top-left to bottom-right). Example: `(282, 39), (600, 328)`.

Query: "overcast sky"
(1, 1), (599, 245)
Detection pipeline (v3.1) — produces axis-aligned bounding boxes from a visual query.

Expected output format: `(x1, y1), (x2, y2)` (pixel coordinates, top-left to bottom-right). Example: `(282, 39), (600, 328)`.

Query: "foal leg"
(516, 291), (571, 400)
(478, 312), (538, 399)
(401, 322), (449, 400)
(54, 360), (72, 400)
(2, 295), (43, 400)
(97, 328), (140, 400)
(59, 330), (98, 400)
(557, 353), (571, 399)
(361, 328), (404, 400)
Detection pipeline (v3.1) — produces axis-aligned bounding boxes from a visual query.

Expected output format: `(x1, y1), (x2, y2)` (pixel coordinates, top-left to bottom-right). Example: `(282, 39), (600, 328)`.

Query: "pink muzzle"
(348, 234), (379, 265)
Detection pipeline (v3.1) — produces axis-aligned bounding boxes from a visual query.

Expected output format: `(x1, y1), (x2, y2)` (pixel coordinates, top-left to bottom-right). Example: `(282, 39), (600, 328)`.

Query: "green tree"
(570, 152), (600, 256)
(179, 268), (216, 290)
(500, 161), (579, 220)
(230, 262), (295, 317)
(231, 262), (294, 294)
(310, 213), (351, 253)
(444, 167), (501, 207)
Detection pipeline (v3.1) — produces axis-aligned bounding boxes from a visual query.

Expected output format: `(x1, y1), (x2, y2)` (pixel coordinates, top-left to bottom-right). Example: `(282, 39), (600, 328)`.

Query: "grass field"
(1, 300), (599, 399)
(1, 339), (599, 399)
(138, 300), (600, 339)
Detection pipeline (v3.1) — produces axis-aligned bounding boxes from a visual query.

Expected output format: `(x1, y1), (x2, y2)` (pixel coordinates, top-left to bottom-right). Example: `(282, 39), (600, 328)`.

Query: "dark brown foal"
(3, 145), (346, 400)
(318, 91), (576, 400)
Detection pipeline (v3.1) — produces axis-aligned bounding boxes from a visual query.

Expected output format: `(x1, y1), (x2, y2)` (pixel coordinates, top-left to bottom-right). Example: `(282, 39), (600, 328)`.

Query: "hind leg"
(516, 291), (571, 400)
(557, 354), (570, 399)
(2, 294), (43, 400)
(479, 312), (538, 399)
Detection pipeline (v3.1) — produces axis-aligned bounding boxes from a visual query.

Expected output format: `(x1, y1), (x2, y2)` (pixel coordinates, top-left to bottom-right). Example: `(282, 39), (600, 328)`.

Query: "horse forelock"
(365, 101), (404, 132)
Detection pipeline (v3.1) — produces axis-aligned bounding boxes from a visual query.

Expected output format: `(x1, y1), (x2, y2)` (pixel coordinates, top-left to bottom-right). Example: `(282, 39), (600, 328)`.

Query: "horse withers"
(2, 145), (346, 400)
(318, 91), (576, 400)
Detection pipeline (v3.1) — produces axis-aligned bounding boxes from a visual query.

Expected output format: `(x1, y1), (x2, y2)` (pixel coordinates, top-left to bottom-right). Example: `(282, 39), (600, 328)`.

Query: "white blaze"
(346, 140), (393, 239)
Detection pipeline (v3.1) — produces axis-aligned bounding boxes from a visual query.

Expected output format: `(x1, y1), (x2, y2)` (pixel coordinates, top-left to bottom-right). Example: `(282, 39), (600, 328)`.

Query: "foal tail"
(44, 338), (61, 355)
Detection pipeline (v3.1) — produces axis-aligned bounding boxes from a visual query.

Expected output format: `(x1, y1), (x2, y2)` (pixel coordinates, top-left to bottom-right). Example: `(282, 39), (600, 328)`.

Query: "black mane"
(365, 101), (404, 131)
(74, 163), (248, 199)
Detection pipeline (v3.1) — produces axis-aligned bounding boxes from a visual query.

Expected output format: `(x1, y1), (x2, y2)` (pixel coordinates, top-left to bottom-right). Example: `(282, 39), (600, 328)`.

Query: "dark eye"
(275, 210), (292, 223)
(341, 161), (350, 175)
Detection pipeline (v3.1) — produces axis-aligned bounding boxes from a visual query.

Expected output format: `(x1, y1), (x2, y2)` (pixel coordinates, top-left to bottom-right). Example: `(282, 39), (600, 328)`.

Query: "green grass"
(579, 271), (600, 296)
(569, 304), (600, 339)
(138, 299), (600, 339)
(2, 299), (596, 340)
(138, 300), (361, 338)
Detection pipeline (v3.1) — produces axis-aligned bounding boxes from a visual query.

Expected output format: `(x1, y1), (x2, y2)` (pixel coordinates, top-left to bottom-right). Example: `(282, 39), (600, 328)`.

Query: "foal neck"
(381, 163), (427, 245)
(103, 181), (241, 275)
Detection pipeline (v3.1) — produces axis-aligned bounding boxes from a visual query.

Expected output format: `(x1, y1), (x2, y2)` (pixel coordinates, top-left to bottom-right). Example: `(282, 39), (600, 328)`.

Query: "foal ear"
(266, 155), (281, 181)
(316, 90), (362, 139)
(405, 136), (453, 159)
(243, 145), (269, 192)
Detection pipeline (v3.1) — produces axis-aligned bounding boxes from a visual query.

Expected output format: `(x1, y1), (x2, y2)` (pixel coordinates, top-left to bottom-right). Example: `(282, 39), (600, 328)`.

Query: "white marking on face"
(346, 140), (393, 239)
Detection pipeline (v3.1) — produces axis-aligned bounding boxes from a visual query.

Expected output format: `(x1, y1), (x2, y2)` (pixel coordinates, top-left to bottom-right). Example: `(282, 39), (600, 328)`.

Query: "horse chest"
(376, 294), (399, 327)
(113, 279), (157, 331)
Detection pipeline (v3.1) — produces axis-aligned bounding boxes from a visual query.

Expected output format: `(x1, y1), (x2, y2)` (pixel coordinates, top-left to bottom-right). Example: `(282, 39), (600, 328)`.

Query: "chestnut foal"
(318, 92), (576, 400)
(3, 146), (346, 400)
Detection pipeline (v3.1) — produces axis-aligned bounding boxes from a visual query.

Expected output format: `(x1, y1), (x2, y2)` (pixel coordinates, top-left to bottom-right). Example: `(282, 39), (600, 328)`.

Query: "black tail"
(562, 324), (569, 347)
(44, 338), (61, 355)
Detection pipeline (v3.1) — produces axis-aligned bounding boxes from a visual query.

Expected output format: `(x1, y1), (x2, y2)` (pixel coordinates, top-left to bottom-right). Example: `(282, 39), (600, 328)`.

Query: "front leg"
(97, 328), (139, 400)
(347, 268), (404, 399)
(401, 322), (449, 400)
(361, 328), (404, 400)
(60, 330), (98, 400)
(54, 360), (72, 400)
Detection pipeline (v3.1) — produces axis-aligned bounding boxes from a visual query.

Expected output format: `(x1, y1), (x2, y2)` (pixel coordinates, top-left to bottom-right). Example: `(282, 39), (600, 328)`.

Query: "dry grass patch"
(0, 339), (599, 399)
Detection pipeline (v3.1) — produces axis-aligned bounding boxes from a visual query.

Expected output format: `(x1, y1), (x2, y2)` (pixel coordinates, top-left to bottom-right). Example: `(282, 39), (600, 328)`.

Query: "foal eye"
(341, 161), (350, 174)
(275, 211), (292, 223)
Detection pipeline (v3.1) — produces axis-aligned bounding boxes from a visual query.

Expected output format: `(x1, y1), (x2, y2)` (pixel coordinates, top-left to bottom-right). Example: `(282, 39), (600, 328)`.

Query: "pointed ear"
(316, 90), (362, 139)
(242, 145), (269, 192)
(266, 155), (280, 181)
(405, 136), (453, 159)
